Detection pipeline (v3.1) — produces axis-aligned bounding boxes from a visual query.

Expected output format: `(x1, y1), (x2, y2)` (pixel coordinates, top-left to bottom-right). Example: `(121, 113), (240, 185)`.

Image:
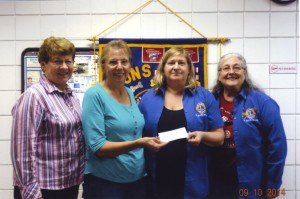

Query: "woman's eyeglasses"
(219, 65), (244, 73)
(50, 59), (74, 67)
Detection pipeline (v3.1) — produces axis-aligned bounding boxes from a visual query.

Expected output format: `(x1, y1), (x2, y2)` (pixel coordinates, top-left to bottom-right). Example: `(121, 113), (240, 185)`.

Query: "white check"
(158, 127), (188, 142)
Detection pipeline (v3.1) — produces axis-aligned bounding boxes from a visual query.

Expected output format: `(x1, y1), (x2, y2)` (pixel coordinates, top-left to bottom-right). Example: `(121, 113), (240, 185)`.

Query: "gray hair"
(212, 53), (260, 95)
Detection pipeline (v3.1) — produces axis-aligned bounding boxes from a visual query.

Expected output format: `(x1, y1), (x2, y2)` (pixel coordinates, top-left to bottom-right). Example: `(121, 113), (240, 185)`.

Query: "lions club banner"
(99, 38), (207, 101)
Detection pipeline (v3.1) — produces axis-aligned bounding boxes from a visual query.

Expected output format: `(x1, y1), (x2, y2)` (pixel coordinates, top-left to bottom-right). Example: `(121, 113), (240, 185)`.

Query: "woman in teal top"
(82, 40), (166, 199)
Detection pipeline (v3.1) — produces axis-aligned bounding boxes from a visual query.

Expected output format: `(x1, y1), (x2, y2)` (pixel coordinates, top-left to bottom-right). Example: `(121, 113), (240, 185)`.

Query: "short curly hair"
(38, 36), (75, 64)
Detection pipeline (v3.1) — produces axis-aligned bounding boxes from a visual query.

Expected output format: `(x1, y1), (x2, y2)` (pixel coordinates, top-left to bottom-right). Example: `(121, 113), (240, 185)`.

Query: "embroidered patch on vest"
(195, 102), (207, 116)
(242, 108), (258, 122)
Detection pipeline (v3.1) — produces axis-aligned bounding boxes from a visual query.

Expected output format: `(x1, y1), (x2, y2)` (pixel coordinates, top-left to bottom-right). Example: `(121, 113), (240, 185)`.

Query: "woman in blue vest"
(209, 53), (287, 199)
(139, 47), (224, 199)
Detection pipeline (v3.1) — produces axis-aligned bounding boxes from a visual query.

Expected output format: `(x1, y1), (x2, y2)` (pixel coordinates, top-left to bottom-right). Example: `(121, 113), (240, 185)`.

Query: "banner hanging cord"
(89, 0), (230, 59)
(156, 0), (206, 38)
(89, 0), (152, 41)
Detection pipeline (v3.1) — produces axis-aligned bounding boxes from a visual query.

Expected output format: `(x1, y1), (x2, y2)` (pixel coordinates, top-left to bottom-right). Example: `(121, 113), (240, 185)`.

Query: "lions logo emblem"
(195, 102), (207, 116)
(242, 108), (257, 121)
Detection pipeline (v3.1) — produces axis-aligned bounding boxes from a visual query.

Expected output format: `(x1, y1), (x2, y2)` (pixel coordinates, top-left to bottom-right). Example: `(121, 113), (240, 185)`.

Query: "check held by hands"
(158, 127), (202, 147)
(138, 137), (168, 152)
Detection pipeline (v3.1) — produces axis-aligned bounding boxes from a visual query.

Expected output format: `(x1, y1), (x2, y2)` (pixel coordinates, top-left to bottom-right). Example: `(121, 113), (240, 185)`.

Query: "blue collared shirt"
(139, 86), (223, 199)
(214, 88), (287, 198)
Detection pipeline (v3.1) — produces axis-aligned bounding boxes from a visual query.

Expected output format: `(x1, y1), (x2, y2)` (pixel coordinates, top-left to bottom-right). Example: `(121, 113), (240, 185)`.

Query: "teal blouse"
(82, 83), (145, 183)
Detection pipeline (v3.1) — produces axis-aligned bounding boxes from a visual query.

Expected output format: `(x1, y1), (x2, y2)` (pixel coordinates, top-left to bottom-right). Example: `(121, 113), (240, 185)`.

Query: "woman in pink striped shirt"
(11, 36), (85, 199)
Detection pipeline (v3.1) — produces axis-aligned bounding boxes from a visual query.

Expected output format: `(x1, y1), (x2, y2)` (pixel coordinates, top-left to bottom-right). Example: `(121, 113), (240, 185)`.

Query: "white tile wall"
(218, 13), (243, 37)
(218, 0), (243, 12)
(244, 13), (269, 37)
(40, 0), (66, 14)
(91, 14), (117, 38)
(244, 0), (270, 11)
(141, 13), (167, 38)
(286, 140), (295, 165)
(270, 89), (296, 114)
(296, 89), (300, 114)
(0, 42), (15, 66)
(15, 1), (40, 15)
(207, 63), (218, 89)
(270, 38), (297, 63)
(282, 165), (295, 190)
(66, 15), (91, 39)
(281, 115), (296, 140)
(296, 140), (300, 164)
(296, 166), (300, 190)
(0, 0), (298, 198)
(270, 74), (296, 88)
(0, 1), (15, 15)
(207, 43), (218, 64)
(116, 14), (141, 38)
(192, 0), (218, 12)
(167, 13), (192, 38)
(284, 191), (296, 199)
(0, 66), (15, 90)
(91, 0), (116, 14)
(297, 38), (300, 63)
(263, 88), (270, 95)
(41, 15), (67, 38)
(192, 13), (218, 38)
(71, 40), (93, 48)
(66, 0), (90, 14)
(221, 38), (244, 56)
(141, 0), (167, 13)
(247, 64), (269, 89)
(15, 66), (21, 91)
(0, 116), (12, 140)
(166, 0), (192, 13)
(16, 16), (40, 40)
(244, 38), (269, 63)
(0, 91), (17, 115)
(0, 16), (15, 40)
(0, 165), (13, 189)
(296, 116), (300, 139)
(296, 69), (300, 88)
(271, 12), (297, 37)
(0, 141), (12, 165)
(0, 190), (13, 199)
(116, 0), (141, 13)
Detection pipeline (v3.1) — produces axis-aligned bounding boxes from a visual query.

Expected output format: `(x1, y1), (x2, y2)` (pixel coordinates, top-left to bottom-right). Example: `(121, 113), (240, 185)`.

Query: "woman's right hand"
(137, 137), (168, 152)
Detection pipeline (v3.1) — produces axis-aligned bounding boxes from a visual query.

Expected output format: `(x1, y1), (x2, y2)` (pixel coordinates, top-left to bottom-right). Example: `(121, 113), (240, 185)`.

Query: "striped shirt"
(11, 75), (85, 199)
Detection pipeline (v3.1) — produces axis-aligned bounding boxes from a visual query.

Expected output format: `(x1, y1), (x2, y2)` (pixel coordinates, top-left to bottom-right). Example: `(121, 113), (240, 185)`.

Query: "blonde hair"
(100, 39), (132, 80)
(152, 47), (198, 91)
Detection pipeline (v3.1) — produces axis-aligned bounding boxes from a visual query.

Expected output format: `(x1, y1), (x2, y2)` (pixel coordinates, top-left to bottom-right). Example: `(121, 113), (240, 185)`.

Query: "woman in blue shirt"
(139, 47), (224, 199)
(209, 53), (287, 199)
(82, 40), (166, 199)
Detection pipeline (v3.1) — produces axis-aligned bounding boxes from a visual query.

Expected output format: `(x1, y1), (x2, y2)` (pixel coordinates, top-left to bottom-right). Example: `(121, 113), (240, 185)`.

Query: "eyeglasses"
(50, 59), (74, 67)
(219, 65), (244, 73)
(107, 59), (130, 67)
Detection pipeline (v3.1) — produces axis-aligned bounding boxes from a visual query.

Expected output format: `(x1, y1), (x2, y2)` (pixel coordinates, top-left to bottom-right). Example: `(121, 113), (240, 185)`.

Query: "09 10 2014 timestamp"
(239, 188), (286, 197)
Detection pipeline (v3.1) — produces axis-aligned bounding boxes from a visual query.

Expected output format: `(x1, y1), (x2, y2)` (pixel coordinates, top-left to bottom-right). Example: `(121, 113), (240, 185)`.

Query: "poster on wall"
(21, 48), (98, 103)
(99, 38), (207, 102)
